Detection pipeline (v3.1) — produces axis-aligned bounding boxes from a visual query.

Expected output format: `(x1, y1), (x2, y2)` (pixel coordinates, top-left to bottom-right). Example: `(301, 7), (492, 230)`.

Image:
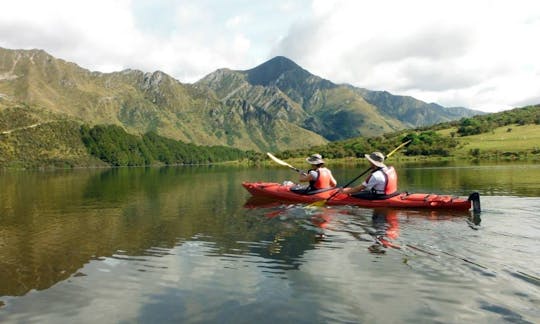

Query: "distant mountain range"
(0, 47), (482, 152)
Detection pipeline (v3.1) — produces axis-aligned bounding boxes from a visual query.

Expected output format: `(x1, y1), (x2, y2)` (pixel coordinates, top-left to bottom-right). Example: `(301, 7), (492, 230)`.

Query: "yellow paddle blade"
(307, 200), (327, 208)
(267, 152), (303, 173)
(266, 152), (292, 167)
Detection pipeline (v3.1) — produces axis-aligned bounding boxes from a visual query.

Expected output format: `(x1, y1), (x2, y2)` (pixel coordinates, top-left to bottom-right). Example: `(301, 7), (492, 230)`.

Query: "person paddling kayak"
(341, 152), (398, 199)
(299, 153), (337, 190)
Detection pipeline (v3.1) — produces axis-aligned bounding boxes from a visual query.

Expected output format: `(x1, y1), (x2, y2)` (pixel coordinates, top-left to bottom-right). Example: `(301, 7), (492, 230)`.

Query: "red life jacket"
(382, 166), (398, 195)
(366, 166), (398, 195)
(312, 167), (334, 189)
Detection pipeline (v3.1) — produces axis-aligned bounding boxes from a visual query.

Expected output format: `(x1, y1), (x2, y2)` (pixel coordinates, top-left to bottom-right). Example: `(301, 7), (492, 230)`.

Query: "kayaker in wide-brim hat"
(299, 153), (337, 190)
(305, 153), (325, 165)
(365, 151), (386, 168)
(341, 151), (398, 198)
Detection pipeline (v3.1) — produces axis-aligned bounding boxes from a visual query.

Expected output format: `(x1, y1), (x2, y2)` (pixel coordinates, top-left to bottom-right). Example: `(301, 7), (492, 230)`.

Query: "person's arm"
(299, 170), (316, 183)
(299, 173), (310, 182)
(346, 170), (386, 194)
(342, 171), (378, 194)
(342, 183), (366, 194)
(329, 171), (337, 187)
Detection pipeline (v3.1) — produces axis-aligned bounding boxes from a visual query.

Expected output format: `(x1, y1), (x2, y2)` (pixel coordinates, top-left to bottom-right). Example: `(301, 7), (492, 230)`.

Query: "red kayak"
(242, 181), (481, 211)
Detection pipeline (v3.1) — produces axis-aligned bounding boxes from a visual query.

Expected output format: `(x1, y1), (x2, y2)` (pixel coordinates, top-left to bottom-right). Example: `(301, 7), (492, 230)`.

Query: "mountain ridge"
(1, 46), (482, 153)
(198, 55), (482, 141)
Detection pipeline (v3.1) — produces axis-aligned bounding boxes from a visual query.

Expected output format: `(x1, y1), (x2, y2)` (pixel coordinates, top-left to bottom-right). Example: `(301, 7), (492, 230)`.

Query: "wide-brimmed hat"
(306, 153), (325, 165)
(365, 151), (386, 168)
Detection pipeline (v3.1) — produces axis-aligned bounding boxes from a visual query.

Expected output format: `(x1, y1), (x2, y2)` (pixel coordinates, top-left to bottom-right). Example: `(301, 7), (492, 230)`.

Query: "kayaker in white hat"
(299, 153), (337, 190)
(341, 151), (398, 198)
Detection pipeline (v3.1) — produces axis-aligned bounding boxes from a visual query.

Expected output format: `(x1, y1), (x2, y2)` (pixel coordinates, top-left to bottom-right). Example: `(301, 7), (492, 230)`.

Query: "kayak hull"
(242, 182), (478, 211)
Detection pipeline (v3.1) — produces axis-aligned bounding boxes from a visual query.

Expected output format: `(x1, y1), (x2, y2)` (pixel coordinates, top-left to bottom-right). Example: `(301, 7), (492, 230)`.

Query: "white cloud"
(0, 0), (539, 112)
(225, 15), (247, 28)
(274, 0), (540, 111)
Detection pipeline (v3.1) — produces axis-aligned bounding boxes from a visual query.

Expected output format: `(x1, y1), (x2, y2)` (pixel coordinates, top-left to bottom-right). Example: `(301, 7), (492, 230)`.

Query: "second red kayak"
(242, 181), (480, 211)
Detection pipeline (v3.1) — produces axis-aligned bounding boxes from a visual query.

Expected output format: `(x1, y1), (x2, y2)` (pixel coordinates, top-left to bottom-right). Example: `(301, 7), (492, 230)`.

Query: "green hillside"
(276, 104), (540, 162)
(0, 104), (106, 168)
(452, 124), (540, 157)
(1, 102), (537, 168)
(0, 104), (263, 168)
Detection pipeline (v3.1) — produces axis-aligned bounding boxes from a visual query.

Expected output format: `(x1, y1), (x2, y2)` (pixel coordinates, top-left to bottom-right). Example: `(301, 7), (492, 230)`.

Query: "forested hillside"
(275, 104), (540, 161)
(0, 103), (261, 168)
(80, 125), (261, 167)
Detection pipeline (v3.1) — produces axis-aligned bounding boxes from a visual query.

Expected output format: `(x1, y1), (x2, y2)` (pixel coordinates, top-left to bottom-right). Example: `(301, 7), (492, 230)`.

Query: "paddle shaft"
(323, 167), (371, 202)
(285, 165), (304, 174)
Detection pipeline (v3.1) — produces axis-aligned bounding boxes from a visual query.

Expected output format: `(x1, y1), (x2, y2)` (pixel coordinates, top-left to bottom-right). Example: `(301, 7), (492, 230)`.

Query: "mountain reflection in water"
(0, 164), (538, 323)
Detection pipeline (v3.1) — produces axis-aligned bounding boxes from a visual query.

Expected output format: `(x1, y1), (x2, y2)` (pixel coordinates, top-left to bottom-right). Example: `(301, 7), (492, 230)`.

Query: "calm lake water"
(1, 162), (539, 323)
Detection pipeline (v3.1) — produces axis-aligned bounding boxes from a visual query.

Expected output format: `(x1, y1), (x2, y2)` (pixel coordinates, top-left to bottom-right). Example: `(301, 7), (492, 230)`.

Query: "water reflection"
(367, 209), (400, 253)
(0, 161), (491, 297)
(467, 212), (482, 230)
(242, 199), (334, 268)
(1, 164), (539, 323)
(3, 166), (360, 297)
(396, 162), (540, 197)
(0, 166), (253, 297)
(244, 196), (478, 257)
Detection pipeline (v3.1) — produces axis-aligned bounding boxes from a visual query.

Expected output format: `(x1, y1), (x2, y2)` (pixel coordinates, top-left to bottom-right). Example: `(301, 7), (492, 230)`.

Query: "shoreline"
(2, 154), (538, 171)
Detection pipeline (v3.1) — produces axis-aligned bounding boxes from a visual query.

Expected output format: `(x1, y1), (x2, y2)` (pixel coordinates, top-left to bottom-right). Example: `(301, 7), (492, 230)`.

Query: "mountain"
(197, 56), (482, 141)
(0, 48), (327, 152)
(0, 47), (482, 156)
(353, 88), (481, 128)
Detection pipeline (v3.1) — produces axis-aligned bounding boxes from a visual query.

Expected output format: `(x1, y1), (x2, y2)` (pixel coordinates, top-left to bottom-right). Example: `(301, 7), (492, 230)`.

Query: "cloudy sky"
(1, 0), (539, 112)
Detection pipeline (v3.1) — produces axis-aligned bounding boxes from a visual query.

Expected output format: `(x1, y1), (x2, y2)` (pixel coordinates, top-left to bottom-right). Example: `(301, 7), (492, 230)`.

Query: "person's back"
(342, 151), (398, 198)
(299, 154), (337, 190)
(365, 166), (397, 195)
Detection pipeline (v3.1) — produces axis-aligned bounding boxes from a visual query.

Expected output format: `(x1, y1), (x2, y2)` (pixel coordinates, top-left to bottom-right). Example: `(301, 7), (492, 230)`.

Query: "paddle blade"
(266, 152), (290, 167)
(267, 152), (303, 173)
(307, 200), (327, 208)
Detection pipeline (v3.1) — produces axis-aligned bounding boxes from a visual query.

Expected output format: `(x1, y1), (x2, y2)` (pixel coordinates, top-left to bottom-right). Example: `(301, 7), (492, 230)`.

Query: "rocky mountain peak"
(245, 56), (308, 86)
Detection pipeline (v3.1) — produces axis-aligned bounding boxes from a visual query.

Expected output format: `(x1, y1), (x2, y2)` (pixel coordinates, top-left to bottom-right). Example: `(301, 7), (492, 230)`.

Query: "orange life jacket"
(366, 166), (398, 195)
(312, 167), (334, 189)
(382, 166), (398, 195)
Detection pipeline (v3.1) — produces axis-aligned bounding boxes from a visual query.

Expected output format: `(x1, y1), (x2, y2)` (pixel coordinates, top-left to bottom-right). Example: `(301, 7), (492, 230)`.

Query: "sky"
(1, 0), (539, 112)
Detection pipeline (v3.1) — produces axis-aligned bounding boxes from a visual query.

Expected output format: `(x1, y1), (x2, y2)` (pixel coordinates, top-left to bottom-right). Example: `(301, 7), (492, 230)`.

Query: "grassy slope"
(280, 122), (540, 167)
(0, 120), (107, 168)
(0, 103), (106, 168)
(438, 124), (540, 156)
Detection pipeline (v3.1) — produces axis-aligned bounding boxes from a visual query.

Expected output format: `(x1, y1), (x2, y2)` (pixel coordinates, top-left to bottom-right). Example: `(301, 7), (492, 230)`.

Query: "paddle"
(266, 152), (306, 174)
(307, 139), (412, 207)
